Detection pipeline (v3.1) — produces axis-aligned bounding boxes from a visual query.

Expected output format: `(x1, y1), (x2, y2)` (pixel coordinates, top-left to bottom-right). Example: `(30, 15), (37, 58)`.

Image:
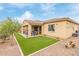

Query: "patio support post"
(28, 25), (32, 37)
(38, 26), (40, 34)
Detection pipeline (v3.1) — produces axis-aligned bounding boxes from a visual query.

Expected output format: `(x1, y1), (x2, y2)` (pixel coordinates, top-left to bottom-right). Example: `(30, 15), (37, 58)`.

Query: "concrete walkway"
(31, 37), (79, 56)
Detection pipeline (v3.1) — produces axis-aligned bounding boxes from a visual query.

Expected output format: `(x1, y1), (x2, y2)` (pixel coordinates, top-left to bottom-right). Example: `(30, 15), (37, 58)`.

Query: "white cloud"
(41, 4), (55, 11)
(68, 4), (79, 15)
(70, 16), (79, 23)
(40, 3), (56, 16)
(0, 6), (4, 11)
(9, 3), (33, 8)
(21, 11), (34, 19)
(16, 11), (34, 23)
(66, 4), (79, 22)
(73, 4), (79, 13)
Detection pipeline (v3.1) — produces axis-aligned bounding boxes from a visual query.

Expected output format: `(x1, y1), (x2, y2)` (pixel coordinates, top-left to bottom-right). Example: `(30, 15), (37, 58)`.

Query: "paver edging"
(16, 33), (64, 56)
(13, 34), (24, 56)
(18, 33), (62, 56)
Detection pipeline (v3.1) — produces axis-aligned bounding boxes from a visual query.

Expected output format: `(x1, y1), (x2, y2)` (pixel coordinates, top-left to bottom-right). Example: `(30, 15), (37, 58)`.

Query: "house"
(21, 17), (79, 39)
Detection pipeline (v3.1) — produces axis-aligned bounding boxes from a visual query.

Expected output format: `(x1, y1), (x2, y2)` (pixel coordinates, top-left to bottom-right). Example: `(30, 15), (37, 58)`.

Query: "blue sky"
(0, 3), (79, 22)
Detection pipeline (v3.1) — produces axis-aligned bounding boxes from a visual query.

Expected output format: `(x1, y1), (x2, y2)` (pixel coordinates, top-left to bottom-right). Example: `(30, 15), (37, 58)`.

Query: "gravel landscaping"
(0, 36), (21, 56)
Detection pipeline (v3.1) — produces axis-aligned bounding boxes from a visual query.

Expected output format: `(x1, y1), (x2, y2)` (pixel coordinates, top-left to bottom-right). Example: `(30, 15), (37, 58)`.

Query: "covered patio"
(31, 26), (42, 36)
(21, 20), (43, 37)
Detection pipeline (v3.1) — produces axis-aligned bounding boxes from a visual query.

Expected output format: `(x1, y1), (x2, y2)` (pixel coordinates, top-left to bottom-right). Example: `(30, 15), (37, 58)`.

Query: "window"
(48, 24), (55, 31)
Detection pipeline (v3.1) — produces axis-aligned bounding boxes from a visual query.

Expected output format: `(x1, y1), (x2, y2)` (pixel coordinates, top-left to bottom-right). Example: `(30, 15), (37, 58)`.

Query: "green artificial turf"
(15, 33), (58, 56)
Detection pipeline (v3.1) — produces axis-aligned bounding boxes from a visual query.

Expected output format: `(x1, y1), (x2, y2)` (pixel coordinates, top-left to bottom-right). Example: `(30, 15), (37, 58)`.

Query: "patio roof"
(23, 20), (43, 26)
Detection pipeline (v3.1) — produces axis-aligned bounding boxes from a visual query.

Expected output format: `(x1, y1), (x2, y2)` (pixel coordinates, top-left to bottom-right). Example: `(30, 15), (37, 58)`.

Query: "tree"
(0, 17), (21, 42)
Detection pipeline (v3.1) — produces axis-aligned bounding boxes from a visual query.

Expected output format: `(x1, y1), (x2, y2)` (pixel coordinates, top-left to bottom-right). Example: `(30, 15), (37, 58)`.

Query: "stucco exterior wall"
(42, 21), (67, 39)
(65, 21), (79, 38)
(22, 22), (32, 37)
(42, 21), (79, 39)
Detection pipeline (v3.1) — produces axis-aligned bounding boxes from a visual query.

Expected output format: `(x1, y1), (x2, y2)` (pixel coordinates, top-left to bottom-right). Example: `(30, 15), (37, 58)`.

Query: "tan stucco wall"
(21, 22), (32, 37)
(65, 21), (79, 38)
(42, 21), (79, 39)
(42, 21), (67, 39)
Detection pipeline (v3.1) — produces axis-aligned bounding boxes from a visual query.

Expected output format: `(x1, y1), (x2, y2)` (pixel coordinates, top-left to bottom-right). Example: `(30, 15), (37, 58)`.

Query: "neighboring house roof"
(23, 17), (79, 25)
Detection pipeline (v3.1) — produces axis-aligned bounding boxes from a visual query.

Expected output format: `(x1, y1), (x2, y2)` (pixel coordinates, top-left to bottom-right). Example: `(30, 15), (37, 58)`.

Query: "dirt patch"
(0, 37), (21, 56)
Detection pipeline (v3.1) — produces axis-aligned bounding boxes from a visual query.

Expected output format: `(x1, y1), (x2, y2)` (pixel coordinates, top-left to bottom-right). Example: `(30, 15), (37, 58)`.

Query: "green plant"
(0, 17), (21, 41)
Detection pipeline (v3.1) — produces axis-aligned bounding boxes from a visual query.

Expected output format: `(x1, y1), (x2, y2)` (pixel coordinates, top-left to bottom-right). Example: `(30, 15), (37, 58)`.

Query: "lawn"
(15, 33), (58, 56)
